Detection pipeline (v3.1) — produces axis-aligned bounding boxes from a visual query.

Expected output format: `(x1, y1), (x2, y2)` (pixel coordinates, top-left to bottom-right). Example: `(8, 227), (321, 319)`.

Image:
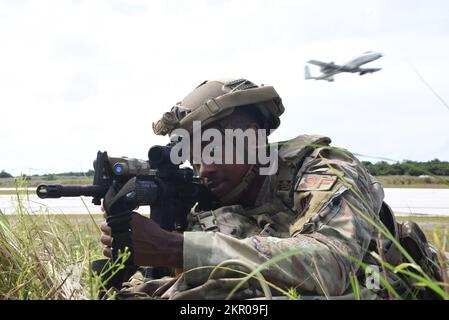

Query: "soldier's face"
(191, 123), (258, 199)
(195, 161), (251, 199)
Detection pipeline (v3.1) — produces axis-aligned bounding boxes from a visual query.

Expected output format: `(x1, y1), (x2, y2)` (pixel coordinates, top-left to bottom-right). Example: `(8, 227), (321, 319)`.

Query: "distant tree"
(390, 163), (405, 175)
(0, 170), (13, 178)
(361, 159), (449, 176)
(55, 170), (96, 177)
(362, 161), (378, 175)
(45, 174), (57, 181)
(19, 174), (31, 181)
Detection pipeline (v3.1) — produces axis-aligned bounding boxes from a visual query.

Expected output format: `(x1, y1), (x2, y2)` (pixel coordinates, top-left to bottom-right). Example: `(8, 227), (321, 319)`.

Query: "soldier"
(99, 78), (444, 299)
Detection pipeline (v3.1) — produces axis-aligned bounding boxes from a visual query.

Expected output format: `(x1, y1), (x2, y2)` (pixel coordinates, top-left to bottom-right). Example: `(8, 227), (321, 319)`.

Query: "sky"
(0, 0), (448, 176)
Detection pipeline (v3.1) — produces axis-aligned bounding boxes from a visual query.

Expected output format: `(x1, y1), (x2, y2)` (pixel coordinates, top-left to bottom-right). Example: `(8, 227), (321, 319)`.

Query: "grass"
(0, 176), (93, 195)
(0, 192), (105, 299)
(0, 176), (92, 189)
(377, 175), (449, 189)
(1, 178), (448, 300)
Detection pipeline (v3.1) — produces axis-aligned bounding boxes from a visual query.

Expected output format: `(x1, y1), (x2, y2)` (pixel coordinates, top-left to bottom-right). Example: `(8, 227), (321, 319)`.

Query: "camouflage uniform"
(117, 134), (388, 299)
(107, 78), (446, 300)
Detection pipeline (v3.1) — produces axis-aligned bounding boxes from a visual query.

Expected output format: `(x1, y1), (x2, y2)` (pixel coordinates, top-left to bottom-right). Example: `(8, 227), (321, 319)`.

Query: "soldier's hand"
(100, 222), (113, 258)
(130, 213), (184, 268)
(100, 213), (184, 269)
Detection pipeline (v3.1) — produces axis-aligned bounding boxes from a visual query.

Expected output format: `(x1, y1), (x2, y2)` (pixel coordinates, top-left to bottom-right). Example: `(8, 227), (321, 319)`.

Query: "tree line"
(362, 159), (449, 176)
(2, 160), (449, 178)
(0, 170), (13, 178)
(0, 170), (95, 179)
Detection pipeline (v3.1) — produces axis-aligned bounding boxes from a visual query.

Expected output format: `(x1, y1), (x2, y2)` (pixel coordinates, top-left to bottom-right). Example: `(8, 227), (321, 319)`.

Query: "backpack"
(372, 202), (446, 299)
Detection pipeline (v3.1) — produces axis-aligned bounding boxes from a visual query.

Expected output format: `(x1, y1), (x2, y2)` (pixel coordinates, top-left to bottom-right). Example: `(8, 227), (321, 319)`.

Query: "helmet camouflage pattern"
(152, 78), (285, 136)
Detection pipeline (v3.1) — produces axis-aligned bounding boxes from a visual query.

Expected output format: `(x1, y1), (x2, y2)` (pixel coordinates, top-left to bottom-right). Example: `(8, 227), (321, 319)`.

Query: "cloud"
(106, 0), (148, 16)
(0, 0), (448, 175)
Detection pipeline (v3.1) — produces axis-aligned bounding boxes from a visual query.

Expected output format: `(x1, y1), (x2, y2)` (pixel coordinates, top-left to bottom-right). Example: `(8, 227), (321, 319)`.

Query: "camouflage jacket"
(118, 134), (387, 300)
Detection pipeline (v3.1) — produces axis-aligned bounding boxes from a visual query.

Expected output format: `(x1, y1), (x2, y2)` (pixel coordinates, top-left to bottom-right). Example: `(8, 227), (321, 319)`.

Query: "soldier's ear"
(247, 123), (261, 144)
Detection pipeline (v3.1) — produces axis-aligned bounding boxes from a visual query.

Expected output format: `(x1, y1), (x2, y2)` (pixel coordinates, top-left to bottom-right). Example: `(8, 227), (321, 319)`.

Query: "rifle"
(36, 139), (218, 292)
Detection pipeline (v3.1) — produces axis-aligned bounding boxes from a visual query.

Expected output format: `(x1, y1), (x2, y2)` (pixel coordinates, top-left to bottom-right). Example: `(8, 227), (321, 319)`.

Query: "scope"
(148, 145), (173, 167)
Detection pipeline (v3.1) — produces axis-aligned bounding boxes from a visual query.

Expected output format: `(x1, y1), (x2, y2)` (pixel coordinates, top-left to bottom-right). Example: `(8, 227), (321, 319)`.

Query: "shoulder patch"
(295, 174), (338, 192)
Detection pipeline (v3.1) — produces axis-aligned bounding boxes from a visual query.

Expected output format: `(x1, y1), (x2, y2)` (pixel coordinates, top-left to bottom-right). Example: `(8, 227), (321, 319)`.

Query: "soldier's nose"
(198, 163), (218, 180)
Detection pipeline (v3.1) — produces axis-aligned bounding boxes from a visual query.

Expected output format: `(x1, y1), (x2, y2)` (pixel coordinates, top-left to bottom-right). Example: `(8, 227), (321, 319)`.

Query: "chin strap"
(218, 164), (259, 205)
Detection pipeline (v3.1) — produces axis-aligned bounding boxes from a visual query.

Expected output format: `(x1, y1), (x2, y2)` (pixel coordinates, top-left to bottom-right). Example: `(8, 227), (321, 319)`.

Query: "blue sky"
(0, 0), (448, 175)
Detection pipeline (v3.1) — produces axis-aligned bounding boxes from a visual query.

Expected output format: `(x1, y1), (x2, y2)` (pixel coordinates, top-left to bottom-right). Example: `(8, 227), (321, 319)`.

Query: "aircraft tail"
(304, 65), (313, 80)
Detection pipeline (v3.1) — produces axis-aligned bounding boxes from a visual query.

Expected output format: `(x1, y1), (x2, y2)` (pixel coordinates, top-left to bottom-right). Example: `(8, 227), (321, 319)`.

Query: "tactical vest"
(188, 134), (333, 238)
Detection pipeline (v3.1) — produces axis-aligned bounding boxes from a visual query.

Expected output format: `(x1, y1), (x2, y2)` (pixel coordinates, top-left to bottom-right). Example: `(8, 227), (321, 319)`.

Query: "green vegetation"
(0, 170), (94, 189)
(0, 175), (92, 188)
(362, 159), (449, 188)
(363, 159), (449, 176)
(377, 175), (449, 188)
(0, 204), (103, 299)
(0, 171), (13, 178)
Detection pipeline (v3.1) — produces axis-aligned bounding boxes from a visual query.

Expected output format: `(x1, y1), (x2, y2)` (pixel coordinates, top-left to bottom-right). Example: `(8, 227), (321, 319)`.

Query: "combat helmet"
(152, 78), (284, 204)
(152, 78), (284, 136)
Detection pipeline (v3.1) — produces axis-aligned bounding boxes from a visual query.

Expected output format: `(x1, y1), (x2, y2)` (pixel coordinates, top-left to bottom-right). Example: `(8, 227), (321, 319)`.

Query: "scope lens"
(113, 163), (124, 175)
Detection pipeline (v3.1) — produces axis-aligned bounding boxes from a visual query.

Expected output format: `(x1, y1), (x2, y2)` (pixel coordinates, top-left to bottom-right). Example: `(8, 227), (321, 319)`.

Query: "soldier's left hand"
(100, 212), (184, 268)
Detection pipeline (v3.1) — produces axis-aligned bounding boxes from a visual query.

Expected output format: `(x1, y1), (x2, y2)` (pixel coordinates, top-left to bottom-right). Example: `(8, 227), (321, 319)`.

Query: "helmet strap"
(218, 164), (259, 205)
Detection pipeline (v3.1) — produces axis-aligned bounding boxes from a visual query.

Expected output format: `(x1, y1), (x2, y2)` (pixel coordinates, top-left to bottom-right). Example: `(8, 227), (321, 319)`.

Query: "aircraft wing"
(315, 71), (340, 81)
(310, 70), (341, 81)
(357, 67), (382, 75)
(307, 60), (332, 68)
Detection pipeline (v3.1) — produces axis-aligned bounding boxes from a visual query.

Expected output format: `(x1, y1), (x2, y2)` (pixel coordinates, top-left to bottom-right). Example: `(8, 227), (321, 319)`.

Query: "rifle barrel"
(36, 184), (106, 199)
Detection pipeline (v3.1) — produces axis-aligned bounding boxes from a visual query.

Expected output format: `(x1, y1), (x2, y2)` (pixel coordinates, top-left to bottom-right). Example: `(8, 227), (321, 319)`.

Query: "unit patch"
(295, 174), (338, 191)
